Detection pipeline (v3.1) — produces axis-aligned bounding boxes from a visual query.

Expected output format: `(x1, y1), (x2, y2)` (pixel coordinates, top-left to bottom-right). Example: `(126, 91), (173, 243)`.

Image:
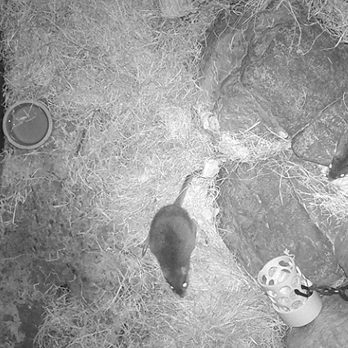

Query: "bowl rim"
(2, 99), (53, 150)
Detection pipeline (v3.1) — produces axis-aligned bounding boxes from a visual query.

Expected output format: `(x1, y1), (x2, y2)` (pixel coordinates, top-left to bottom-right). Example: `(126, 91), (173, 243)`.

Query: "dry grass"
(235, 0), (348, 45)
(218, 130), (291, 164)
(281, 161), (348, 221)
(217, 128), (348, 223)
(0, 0), (287, 347)
(304, 0), (348, 44)
(2, 0), (347, 347)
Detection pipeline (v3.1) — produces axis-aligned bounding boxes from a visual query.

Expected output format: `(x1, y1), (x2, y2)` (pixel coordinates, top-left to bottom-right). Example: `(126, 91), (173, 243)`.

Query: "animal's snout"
(173, 287), (186, 298)
(327, 173), (334, 181)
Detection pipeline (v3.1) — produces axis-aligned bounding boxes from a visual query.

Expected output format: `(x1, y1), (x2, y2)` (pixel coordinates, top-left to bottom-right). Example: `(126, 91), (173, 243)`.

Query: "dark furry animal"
(328, 129), (348, 181)
(142, 171), (199, 297)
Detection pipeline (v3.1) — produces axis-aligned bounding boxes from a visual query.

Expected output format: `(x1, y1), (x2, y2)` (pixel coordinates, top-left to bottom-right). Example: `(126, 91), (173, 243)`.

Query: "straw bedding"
(0, 0), (347, 347)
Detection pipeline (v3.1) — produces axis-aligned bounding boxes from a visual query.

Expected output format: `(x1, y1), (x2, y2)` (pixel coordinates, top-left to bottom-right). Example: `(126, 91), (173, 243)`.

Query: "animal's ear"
(141, 237), (149, 257)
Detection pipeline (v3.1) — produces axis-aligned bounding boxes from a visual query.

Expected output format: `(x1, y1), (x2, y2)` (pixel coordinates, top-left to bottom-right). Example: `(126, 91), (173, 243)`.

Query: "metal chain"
(295, 282), (348, 301)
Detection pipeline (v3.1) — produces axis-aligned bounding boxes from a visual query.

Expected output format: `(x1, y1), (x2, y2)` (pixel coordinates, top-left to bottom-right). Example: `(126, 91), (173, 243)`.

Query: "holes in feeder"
(266, 267), (290, 285)
(278, 260), (291, 268)
(260, 274), (268, 285)
(260, 274), (276, 286)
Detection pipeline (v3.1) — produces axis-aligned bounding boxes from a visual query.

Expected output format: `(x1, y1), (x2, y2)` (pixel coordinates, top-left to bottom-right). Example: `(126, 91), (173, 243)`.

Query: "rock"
(16, 301), (45, 348)
(199, 2), (348, 148)
(217, 161), (343, 284)
(200, 3), (348, 343)
(291, 99), (348, 166)
(335, 229), (348, 275)
(199, 12), (244, 104)
(240, 8), (348, 137)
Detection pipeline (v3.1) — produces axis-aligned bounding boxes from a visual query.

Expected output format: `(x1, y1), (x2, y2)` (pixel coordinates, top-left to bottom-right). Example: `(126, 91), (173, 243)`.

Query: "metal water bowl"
(3, 100), (53, 150)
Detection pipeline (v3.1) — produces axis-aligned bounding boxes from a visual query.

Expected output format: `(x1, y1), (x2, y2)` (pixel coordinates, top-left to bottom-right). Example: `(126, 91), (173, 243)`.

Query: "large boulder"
(200, 1), (348, 281)
(217, 162), (343, 284)
(200, 3), (348, 154)
(200, 2), (348, 345)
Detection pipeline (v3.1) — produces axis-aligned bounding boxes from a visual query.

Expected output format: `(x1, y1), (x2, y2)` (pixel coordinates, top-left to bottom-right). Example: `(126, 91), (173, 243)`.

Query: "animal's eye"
(182, 282), (188, 288)
(170, 285), (174, 290)
(329, 163), (332, 169)
(340, 173), (345, 178)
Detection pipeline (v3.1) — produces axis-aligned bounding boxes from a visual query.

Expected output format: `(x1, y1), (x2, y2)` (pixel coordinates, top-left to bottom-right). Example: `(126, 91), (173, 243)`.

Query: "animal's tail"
(173, 169), (201, 207)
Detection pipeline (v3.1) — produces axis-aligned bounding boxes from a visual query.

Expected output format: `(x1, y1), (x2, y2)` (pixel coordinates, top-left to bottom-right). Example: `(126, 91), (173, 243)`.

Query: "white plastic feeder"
(258, 255), (322, 327)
